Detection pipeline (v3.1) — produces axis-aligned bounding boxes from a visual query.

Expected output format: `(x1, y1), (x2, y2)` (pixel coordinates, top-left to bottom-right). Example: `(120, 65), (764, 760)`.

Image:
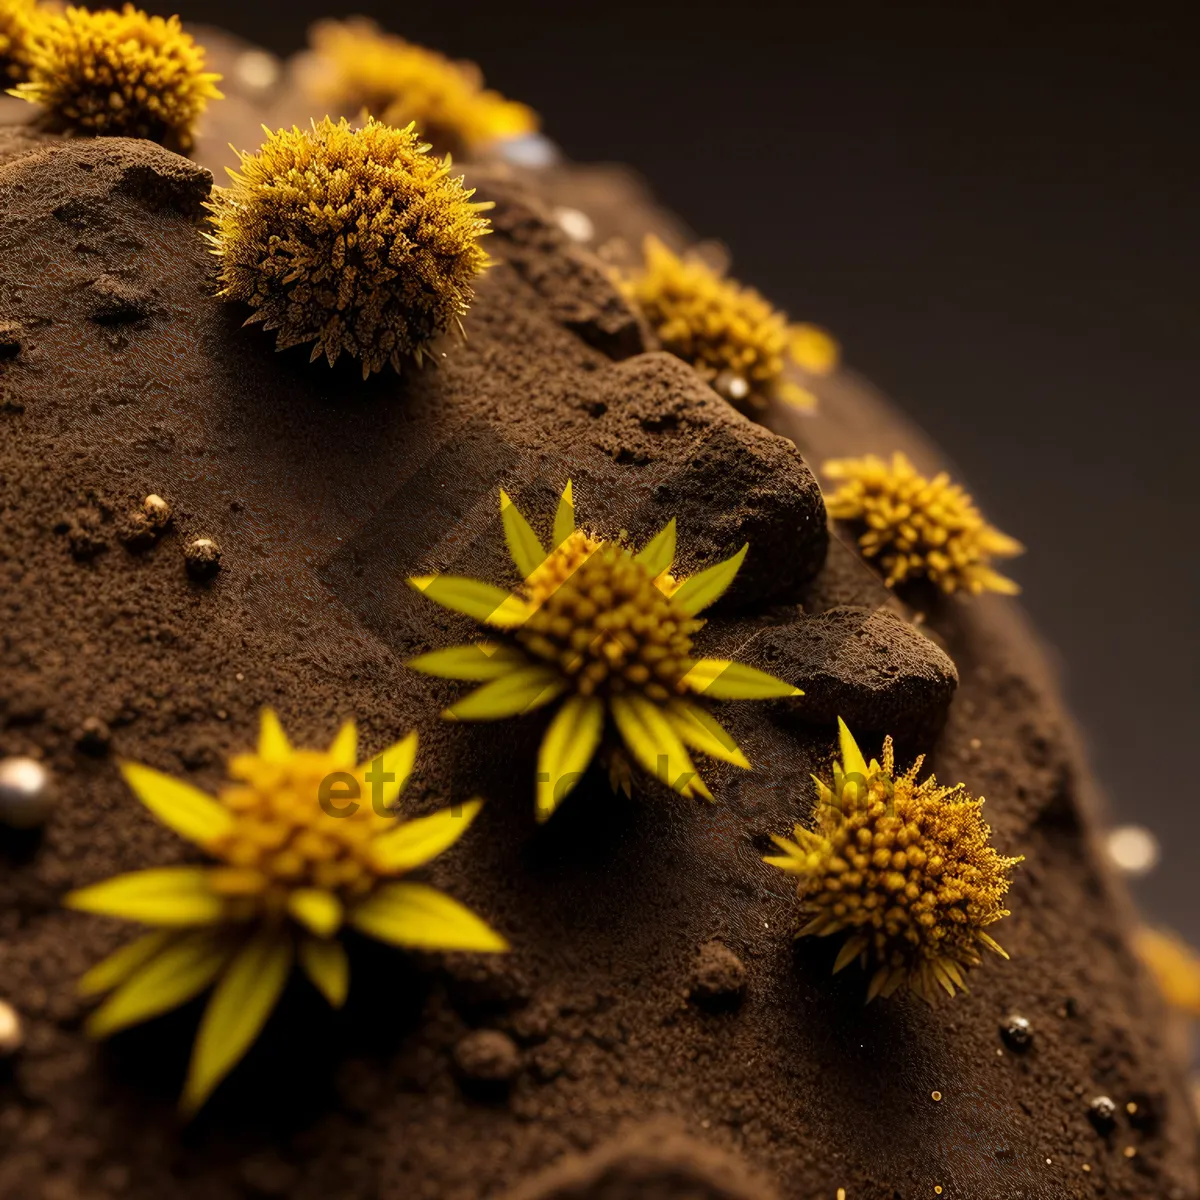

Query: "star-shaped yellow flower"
(67, 711), (506, 1114)
(407, 482), (802, 820)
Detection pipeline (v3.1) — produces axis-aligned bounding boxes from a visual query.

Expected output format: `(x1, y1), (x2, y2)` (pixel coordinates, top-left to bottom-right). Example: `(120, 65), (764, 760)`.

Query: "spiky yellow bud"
(618, 235), (838, 414)
(9, 5), (221, 154)
(304, 18), (538, 157)
(766, 720), (1022, 1004)
(822, 451), (1023, 595)
(206, 117), (492, 378)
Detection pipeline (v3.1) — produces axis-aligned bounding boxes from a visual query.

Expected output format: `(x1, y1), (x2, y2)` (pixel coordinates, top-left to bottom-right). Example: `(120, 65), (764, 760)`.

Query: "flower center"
(206, 750), (390, 913)
(516, 531), (702, 702)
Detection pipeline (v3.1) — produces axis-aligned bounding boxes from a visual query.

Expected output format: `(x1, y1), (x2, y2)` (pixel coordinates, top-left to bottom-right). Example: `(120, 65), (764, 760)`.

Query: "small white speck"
(553, 206), (595, 244)
(1106, 825), (1160, 876)
(235, 50), (280, 91)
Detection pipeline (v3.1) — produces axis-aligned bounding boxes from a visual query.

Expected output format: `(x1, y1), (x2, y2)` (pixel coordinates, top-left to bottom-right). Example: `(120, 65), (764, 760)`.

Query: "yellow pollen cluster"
(305, 18), (538, 156)
(207, 746), (394, 914)
(766, 720), (1021, 1003)
(517, 531), (702, 703)
(10, 4), (222, 154)
(822, 451), (1024, 595)
(619, 235), (838, 414)
(206, 116), (492, 378)
(1136, 927), (1200, 1016)
(0, 0), (41, 83)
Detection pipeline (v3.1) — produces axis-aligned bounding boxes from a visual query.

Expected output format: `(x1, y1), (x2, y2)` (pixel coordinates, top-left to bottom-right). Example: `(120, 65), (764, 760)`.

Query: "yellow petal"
(287, 888), (343, 937)
(358, 729), (419, 810)
(609, 694), (705, 800)
(78, 929), (177, 998)
(408, 574), (534, 629)
(552, 479), (574, 549)
(328, 719), (357, 769)
(666, 699), (750, 768)
(971, 565), (1022, 595)
(406, 642), (529, 681)
(500, 488), (546, 579)
(681, 659), (802, 700)
(443, 667), (564, 721)
(535, 694), (605, 822)
(369, 798), (484, 872)
(67, 867), (226, 927)
(672, 544), (748, 615)
(87, 929), (232, 1038)
(257, 709), (290, 762)
(182, 931), (293, 1115)
(299, 937), (349, 1008)
(633, 517), (676, 578)
(837, 717), (870, 783)
(118, 762), (233, 846)
(349, 882), (508, 952)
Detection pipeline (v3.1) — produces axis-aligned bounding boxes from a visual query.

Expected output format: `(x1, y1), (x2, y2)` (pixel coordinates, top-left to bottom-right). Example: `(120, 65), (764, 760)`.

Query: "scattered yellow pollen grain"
(934, 1188), (943, 1196)
(1082, 1164), (1091, 1172)
(822, 451), (1023, 596)
(837, 1190), (846, 1200)
(931, 1090), (942, 1102)
(1126, 1101), (1138, 1115)
(1123, 1146), (1137, 1158)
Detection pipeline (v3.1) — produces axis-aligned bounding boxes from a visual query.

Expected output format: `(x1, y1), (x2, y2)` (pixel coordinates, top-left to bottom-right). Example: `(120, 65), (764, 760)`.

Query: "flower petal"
(500, 488), (546, 579)
(257, 709), (291, 762)
(287, 888), (343, 937)
(609, 694), (707, 800)
(536, 694), (605, 822)
(666, 699), (750, 768)
(634, 517), (676, 578)
(837, 717), (870, 783)
(87, 929), (232, 1038)
(67, 867), (226, 927)
(682, 659), (802, 700)
(78, 929), (177, 998)
(408, 575), (534, 629)
(349, 882), (508, 952)
(299, 937), (349, 1008)
(118, 761), (233, 846)
(552, 479), (575, 549)
(443, 667), (564, 721)
(369, 798), (484, 872)
(406, 642), (529, 681)
(357, 729), (419, 809)
(328, 719), (357, 769)
(182, 931), (293, 1115)
(671, 543), (748, 615)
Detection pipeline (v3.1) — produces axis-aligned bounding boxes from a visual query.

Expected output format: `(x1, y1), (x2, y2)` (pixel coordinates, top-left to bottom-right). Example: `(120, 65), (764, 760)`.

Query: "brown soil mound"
(0, 81), (1195, 1200)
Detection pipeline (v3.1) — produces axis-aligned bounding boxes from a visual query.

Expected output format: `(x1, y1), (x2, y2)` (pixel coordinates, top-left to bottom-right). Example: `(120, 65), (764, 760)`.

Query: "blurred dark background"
(162, 1), (1198, 938)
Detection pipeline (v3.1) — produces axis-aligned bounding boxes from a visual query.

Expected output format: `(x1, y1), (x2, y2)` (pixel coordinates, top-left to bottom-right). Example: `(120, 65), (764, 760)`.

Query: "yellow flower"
(407, 481), (802, 821)
(305, 18), (538, 156)
(67, 711), (506, 1114)
(205, 116), (492, 379)
(9, 4), (222, 154)
(765, 719), (1022, 1004)
(1136, 926), (1200, 1016)
(822, 451), (1023, 595)
(0, 0), (42, 83)
(618, 235), (838, 414)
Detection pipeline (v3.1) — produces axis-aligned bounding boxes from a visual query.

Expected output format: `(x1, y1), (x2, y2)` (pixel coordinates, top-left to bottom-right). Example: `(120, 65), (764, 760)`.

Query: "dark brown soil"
(0, 65), (1196, 1200)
